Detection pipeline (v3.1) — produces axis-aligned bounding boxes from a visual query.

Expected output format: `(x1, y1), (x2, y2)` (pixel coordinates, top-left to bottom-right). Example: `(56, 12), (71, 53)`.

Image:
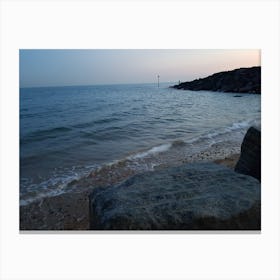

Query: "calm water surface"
(20, 83), (261, 204)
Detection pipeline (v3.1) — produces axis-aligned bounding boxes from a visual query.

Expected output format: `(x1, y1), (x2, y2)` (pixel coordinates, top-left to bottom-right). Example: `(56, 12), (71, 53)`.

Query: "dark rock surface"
(89, 163), (260, 230)
(235, 127), (261, 181)
(172, 66), (261, 94)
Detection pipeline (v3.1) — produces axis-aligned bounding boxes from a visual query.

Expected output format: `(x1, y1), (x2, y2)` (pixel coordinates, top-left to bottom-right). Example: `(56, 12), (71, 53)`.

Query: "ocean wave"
(186, 119), (260, 145)
(171, 139), (186, 147)
(21, 126), (72, 144)
(72, 117), (120, 129)
(127, 143), (172, 160)
(122, 118), (259, 162)
(20, 118), (260, 206)
(109, 120), (250, 166)
(20, 183), (68, 206)
(20, 164), (98, 206)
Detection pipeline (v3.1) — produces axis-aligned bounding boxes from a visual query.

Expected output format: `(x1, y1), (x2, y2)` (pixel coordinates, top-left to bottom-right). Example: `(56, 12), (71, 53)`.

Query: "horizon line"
(19, 81), (175, 89)
(20, 65), (261, 89)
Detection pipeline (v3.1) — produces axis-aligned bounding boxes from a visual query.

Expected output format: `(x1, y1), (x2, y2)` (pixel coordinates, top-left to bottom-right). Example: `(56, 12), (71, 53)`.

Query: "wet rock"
(235, 127), (261, 181)
(89, 163), (260, 230)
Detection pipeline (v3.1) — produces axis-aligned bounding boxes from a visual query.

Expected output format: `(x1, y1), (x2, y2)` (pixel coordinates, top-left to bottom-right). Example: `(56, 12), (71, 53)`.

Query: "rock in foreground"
(235, 126), (261, 181)
(89, 163), (260, 230)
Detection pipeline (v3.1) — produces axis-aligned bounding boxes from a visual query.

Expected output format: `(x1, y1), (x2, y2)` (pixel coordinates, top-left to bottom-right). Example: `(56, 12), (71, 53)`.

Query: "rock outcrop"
(235, 127), (261, 181)
(172, 66), (261, 94)
(89, 163), (260, 230)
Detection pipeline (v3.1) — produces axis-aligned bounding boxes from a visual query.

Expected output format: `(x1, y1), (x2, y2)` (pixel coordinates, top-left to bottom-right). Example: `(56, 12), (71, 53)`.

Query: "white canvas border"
(0, 0), (280, 279)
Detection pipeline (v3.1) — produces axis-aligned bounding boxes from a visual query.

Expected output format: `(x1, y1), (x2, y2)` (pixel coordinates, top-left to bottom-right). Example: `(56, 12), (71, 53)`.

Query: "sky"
(20, 49), (260, 87)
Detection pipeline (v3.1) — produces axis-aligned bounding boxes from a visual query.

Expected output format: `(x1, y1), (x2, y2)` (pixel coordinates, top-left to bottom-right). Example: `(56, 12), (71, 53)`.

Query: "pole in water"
(157, 75), (160, 88)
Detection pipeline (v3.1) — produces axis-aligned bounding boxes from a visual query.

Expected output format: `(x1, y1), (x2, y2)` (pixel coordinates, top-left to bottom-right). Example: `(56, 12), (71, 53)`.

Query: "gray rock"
(89, 163), (260, 230)
(235, 127), (261, 181)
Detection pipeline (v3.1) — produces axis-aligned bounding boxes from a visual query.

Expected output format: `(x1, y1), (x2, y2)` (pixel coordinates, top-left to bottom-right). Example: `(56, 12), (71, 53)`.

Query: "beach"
(20, 83), (260, 230)
(20, 149), (240, 230)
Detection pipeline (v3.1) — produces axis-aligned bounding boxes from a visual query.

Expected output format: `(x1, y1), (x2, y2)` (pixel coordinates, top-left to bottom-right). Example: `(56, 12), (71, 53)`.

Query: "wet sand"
(20, 152), (240, 230)
(213, 153), (240, 169)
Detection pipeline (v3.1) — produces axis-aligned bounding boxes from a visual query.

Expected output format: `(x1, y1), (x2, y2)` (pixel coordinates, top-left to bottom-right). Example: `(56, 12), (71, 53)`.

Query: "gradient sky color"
(20, 49), (260, 87)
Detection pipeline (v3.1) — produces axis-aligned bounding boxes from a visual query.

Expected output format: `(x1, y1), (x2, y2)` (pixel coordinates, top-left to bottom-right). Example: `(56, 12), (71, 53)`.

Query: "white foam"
(20, 163), (99, 206)
(229, 120), (252, 130)
(187, 118), (260, 145)
(20, 118), (261, 206)
(20, 187), (66, 206)
(128, 143), (172, 160)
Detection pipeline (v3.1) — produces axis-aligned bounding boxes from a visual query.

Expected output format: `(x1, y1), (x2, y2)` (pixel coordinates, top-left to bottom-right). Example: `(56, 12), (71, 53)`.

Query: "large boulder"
(89, 163), (260, 230)
(235, 127), (261, 181)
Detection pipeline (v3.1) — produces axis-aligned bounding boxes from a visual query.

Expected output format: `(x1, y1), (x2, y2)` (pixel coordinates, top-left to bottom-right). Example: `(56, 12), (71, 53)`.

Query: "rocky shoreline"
(88, 127), (260, 230)
(172, 66), (261, 94)
(20, 150), (241, 230)
(90, 162), (260, 230)
(20, 126), (261, 231)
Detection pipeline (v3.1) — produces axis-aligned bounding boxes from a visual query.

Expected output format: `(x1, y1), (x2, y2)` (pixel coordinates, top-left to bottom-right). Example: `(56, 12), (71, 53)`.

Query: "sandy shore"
(20, 152), (240, 230)
(213, 153), (240, 169)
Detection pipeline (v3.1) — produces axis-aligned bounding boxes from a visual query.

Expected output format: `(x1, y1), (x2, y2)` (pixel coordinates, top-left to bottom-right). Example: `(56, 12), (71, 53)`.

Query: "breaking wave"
(20, 118), (259, 206)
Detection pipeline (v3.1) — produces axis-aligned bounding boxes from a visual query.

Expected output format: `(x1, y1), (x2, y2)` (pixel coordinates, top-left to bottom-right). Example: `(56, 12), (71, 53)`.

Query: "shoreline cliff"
(172, 66), (261, 94)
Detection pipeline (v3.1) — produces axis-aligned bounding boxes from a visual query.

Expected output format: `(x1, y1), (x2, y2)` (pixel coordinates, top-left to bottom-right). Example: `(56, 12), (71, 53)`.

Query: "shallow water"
(20, 83), (261, 205)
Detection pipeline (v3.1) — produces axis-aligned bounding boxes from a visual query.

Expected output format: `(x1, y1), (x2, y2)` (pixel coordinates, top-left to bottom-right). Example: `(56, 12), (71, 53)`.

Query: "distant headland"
(172, 66), (261, 94)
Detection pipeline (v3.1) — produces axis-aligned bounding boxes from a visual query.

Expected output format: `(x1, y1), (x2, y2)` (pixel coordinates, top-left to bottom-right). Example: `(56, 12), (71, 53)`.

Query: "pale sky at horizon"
(20, 49), (260, 87)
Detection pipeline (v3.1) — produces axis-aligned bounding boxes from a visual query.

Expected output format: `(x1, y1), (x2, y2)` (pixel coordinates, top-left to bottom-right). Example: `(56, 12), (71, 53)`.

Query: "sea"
(20, 83), (261, 205)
